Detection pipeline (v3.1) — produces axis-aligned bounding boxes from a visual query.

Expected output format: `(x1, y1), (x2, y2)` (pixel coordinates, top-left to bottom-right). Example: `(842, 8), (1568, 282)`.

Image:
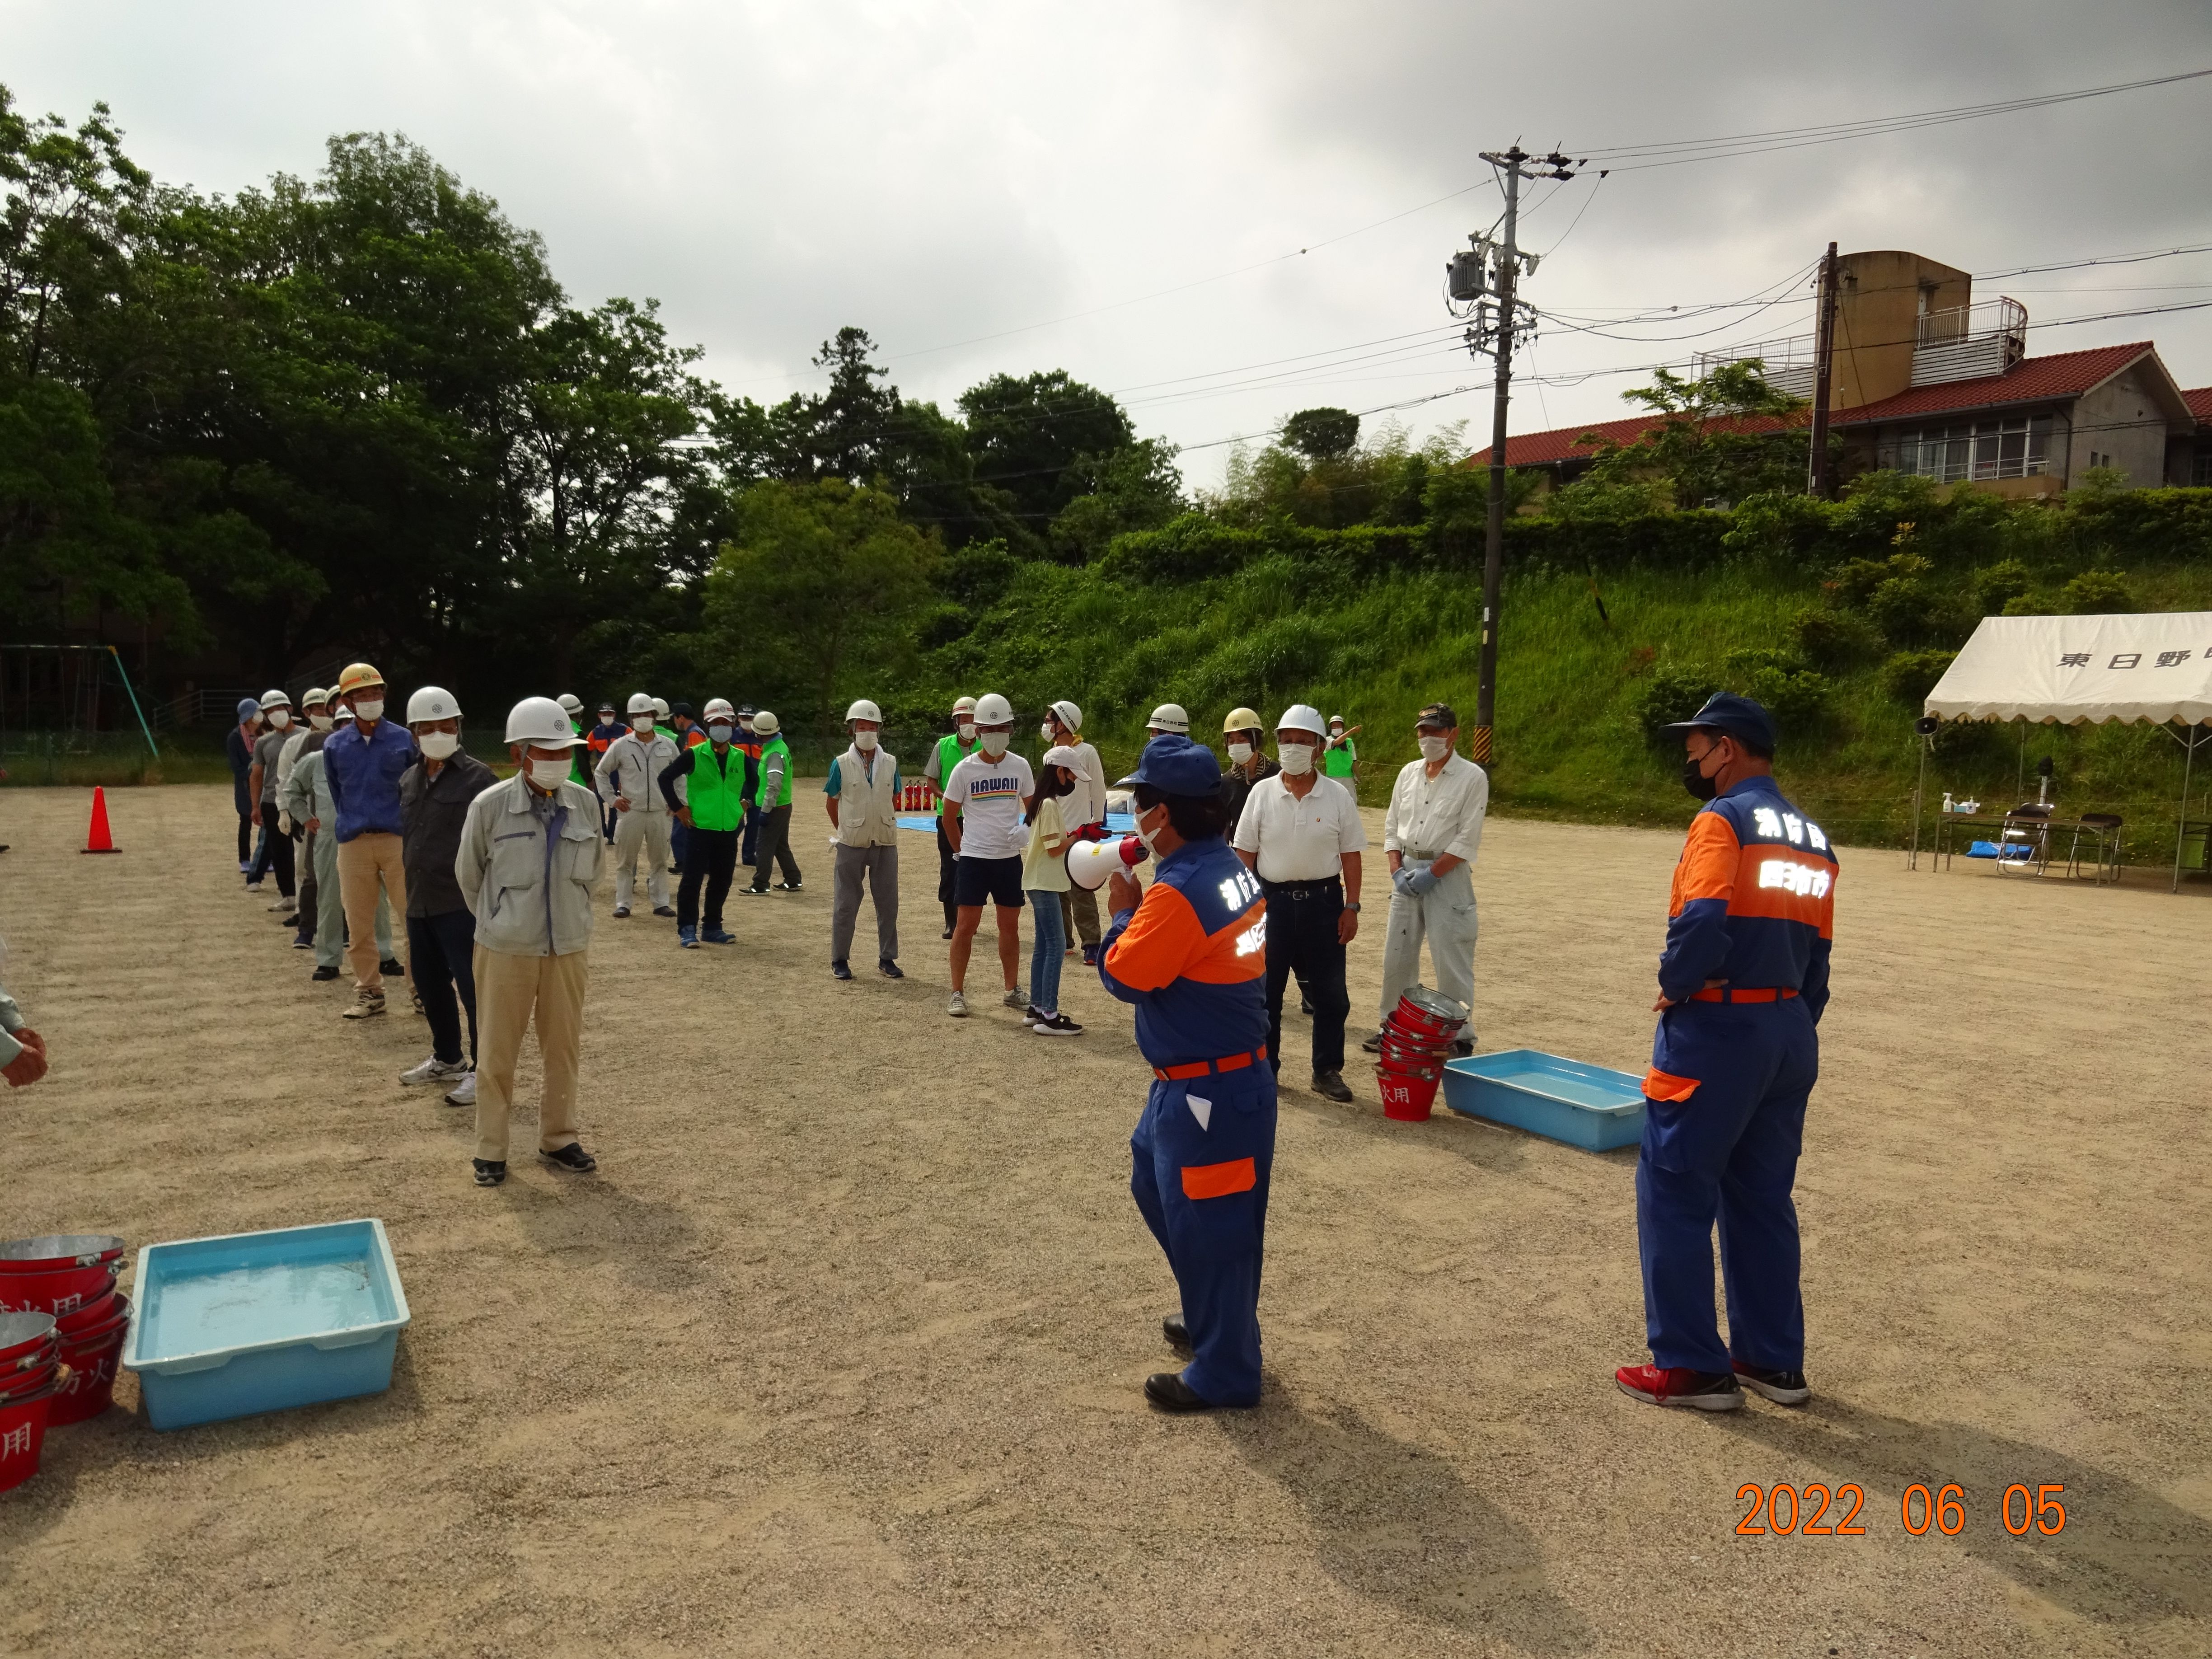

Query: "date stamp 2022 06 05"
(1734, 1482), (2070, 1538)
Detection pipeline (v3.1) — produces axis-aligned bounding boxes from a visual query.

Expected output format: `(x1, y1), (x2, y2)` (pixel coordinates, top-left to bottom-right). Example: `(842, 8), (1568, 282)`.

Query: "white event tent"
(1924, 613), (2212, 888)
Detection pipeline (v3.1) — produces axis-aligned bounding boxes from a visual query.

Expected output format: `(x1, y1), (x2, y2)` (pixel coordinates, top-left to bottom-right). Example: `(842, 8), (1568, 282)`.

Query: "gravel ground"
(0, 783), (2205, 1658)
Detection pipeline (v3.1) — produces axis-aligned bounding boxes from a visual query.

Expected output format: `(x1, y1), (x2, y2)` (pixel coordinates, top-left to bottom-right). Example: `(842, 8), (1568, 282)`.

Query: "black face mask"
(1681, 749), (1721, 801)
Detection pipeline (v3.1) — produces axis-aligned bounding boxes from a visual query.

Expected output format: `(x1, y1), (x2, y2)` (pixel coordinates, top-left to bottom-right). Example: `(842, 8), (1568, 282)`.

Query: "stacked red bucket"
(0, 1234), (130, 1491)
(1374, 987), (1469, 1121)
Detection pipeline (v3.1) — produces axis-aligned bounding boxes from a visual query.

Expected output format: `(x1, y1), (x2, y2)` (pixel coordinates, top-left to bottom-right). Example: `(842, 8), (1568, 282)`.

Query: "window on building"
(2193, 442), (2212, 487)
(1882, 414), (2057, 482)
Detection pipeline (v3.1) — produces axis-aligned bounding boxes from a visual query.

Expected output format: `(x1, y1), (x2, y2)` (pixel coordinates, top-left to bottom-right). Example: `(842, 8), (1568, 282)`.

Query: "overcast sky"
(10, 1), (2212, 486)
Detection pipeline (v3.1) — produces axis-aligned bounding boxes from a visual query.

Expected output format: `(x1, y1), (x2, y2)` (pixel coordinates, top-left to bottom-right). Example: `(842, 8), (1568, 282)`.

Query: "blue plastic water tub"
(1441, 1050), (1647, 1152)
(122, 1219), (410, 1431)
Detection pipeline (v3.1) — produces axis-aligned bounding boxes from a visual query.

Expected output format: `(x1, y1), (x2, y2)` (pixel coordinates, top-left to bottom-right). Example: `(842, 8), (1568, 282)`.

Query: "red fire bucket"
(0, 1262), (117, 1318)
(0, 1312), (58, 1370)
(0, 1236), (126, 1275)
(0, 1366), (67, 1494)
(1390, 988), (1468, 1044)
(1377, 1068), (1440, 1121)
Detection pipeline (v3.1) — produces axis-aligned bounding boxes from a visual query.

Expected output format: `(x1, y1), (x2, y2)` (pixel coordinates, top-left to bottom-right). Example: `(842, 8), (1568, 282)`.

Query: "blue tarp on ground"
(897, 812), (1137, 834)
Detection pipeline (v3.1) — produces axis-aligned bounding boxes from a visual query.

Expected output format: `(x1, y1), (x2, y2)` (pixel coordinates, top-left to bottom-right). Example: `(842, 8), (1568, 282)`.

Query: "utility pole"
(1448, 145), (1582, 768)
(1806, 241), (1839, 498)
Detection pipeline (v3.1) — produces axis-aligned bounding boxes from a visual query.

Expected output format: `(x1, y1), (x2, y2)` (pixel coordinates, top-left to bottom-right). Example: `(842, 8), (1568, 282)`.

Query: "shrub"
(1882, 648), (1959, 706)
(1866, 570), (1968, 647)
(1792, 606), (1884, 670)
(1973, 558), (2034, 615)
(1637, 662), (1720, 743)
(1735, 663), (1833, 730)
(2061, 568), (2134, 614)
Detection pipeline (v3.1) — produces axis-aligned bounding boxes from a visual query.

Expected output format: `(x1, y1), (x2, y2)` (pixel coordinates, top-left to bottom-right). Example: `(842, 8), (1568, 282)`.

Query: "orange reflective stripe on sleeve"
(1642, 1067), (1700, 1103)
(1668, 812), (1741, 915)
(1180, 1157), (1258, 1200)
(1102, 881), (1209, 992)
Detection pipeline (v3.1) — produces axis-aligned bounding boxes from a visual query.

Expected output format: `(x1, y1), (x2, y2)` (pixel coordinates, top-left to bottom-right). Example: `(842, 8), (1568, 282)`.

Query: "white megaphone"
(1068, 834), (1149, 891)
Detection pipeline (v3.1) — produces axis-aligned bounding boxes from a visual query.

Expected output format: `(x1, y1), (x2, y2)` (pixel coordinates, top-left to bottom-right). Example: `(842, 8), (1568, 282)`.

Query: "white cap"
(1275, 703), (1326, 739)
(300, 686), (329, 708)
(1147, 703), (1190, 734)
(972, 692), (1013, 725)
(407, 685), (462, 723)
(1049, 699), (1082, 733)
(505, 696), (583, 747)
(703, 698), (736, 721)
(651, 697), (670, 719)
(259, 688), (291, 710)
(556, 693), (582, 715)
(751, 710), (781, 735)
(626, 693), (656, 716)
(845, 698), (883, 724)
(1040, 744), (1082, 772)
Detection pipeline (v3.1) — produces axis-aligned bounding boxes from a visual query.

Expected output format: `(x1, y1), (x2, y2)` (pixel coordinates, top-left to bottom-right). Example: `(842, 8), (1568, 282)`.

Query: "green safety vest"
(933, 732), (978, 815)
(753, 736), (793, 809)
(686, 744), (747, 832)
(1323, 736), (1357, 778)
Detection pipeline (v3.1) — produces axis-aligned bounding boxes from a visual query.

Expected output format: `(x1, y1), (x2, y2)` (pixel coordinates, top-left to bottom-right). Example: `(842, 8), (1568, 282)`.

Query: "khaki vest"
(832, 745), (900, 848)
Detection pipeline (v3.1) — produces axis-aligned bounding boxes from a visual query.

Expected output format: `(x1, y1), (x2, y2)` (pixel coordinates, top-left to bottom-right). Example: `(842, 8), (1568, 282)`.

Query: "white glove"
(277, 811), (294, 835)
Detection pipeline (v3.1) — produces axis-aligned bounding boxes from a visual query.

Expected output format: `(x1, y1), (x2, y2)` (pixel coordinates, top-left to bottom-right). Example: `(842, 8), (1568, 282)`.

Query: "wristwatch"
(1345, 901), (1361, 913)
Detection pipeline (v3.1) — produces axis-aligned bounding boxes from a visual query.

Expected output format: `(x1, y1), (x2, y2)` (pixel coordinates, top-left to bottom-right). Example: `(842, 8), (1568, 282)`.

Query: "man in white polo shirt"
(941, 692), (1036, 1019)
(1232, 703), (1366, 1102)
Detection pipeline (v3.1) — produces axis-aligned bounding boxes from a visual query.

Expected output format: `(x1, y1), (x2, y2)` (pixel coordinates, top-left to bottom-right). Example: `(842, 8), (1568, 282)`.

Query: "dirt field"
(0, 782), (2206, 1658)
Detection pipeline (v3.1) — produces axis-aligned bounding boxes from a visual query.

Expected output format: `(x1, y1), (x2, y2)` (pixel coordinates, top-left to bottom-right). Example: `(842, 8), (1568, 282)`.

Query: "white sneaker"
(443, 1071), (477, 1108)
(1001, 986), (1028, 1009)
(947, 992), (969, 1018)
(343, 990), (387, 1020)
(268, 897), (297, 914)
(400, 1056), (468, 1086)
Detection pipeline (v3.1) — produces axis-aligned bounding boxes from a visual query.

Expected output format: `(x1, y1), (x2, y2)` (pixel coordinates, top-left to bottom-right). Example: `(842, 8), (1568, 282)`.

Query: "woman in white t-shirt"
(1023, 747), (1083, 1036)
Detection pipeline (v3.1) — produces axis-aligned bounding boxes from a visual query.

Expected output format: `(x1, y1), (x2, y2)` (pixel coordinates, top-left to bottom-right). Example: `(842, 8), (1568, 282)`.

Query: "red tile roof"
(1471, 410), (1804, 467)
(2184, 385), (2212, 423)
(1833, 342), (2153, 426)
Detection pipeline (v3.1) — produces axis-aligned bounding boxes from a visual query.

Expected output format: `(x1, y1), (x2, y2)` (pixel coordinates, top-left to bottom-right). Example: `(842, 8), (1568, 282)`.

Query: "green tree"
(1571, 360), (1810, 510)
(1281, 407), (1359, 461)
(959, 369), (1135, 525)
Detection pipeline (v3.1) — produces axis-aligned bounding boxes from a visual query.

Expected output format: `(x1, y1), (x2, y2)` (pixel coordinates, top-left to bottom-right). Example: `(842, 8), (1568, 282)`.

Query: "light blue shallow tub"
(1441, 1051), (1647, 1152)
(122, 1219), (410, 1430)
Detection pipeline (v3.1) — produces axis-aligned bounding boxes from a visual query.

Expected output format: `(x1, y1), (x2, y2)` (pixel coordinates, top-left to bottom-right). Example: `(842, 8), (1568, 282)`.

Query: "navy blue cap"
(1662, 692), (1776, 754)
(1125, 733), (1223, 797)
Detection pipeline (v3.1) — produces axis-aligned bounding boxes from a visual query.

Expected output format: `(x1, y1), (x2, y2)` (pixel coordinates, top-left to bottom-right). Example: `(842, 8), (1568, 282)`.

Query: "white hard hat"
(407, 685), (462, 724)
(259, 688), (291, 710)
(505, 695), (583, 748)
(300, 686), (329, 708)
(556, 693), (582, 715)
(651, 697), (670, 720)
(626, 693), (656, 716)
(1148, 703), (1190, 734)
(751, 710), (781, 735)
(845, 698), (883, 724)
(1049, 699), (1082, 733)
(703, 698), (736, 721)
(952, 695), (977, 717)
(972, 692), (1013, 725)
(1275, 703), (1326, 738)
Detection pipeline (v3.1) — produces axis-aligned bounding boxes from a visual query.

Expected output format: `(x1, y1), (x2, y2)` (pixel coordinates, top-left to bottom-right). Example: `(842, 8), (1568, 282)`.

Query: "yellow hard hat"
(337, 661), (383, 695)
(1223, 707), (1262, 734)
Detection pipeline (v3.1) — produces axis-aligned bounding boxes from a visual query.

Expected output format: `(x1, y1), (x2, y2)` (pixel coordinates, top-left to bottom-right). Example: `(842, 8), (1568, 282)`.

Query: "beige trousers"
(473, 945), (589, 1162)
(337, 832), (409, 994)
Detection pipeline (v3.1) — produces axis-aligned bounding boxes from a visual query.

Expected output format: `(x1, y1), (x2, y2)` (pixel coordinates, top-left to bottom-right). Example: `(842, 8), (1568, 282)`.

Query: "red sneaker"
(1614, 1364), (1743, 1411)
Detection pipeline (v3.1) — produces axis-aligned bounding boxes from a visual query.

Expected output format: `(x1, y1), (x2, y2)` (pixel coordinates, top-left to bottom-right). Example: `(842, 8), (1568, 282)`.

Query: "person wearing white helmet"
(940, 692), (1034, 1018)
(397, 686), (498, 1105)
(1041, 699), (1109, 965)
(275, 688), (330, 950)
(246, 688), (299, 913)
(594, 693), (680, 919)
(555, 694), (589, 790)
(657, 697), (746, 947)
(454, 696), (607, 1188)
(1230, 704), (1366, 1103)
(824, 698), (902, 980)
(1146, 703), (1191, 740)
(738, 710), (803, 894)
(923, 695), (982, 938)
(281, 689), (397, 984)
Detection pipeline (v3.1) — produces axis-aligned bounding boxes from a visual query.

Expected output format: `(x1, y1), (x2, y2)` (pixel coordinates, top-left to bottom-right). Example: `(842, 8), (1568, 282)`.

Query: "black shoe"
(941, 928), (954, 940)
(1081, 943), (1100, 966)
(739, 886), (770, 897)
(1360, 1031), (1384, 1054)
(668, 865), (683, 876)
(879, 960), (904, 979)
(775, 881), (803, 892)
(1162, 1314), (1191, 1354)
(311, 965), (341, 982)
(830, 960), (853, 980)
(1732, 1361), (1812, 1406)
(473, 1158), (506, 1187)
(651, 904), (677, 918)
(542, 1143), (597, 1173)
(380, 958), (404, 977)
(1143, 1372), (1218, 1412)
(1312, 1070), (1354, 1103)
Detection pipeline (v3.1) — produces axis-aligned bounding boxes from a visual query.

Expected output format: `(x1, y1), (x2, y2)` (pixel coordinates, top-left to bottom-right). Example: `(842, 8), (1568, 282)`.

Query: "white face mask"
(309, 713), (333, 732)
(418, 731), (459, 760)
(633, 717), (655, 735)
(1418, 734), (1450, 763)
(1226, 740), (1251, 765)
(1134, 805), (1166, 853)
(957, 722), (977, 744)
(708, 724), (734, 744)
(1279, 743), (1314, 775)
(528, 757), (571, 789)
(353, 698), (384, 722)
(979, 730), (1009, 758)
(266, 708), (291, 729)
(855, 729), (879, 751)
(1039, 721), (1055, 742)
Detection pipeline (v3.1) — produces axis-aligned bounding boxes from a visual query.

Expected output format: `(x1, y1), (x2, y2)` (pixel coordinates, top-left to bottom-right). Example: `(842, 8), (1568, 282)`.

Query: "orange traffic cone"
(82, 786), (120, 855)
